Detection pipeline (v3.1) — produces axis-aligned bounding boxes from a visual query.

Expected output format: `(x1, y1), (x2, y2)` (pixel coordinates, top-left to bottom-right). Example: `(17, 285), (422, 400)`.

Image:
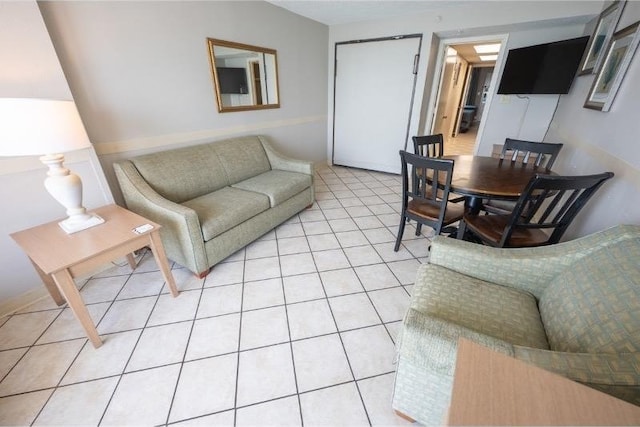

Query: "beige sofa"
(114, 135), (314, 277)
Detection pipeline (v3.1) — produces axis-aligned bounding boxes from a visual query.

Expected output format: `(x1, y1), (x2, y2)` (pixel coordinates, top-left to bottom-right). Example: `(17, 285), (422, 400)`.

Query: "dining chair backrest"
(399, 150), (456, 236)
(413, 134), (444, 158)
(501, 138), (563, 169)
(499, 172), (614, 247)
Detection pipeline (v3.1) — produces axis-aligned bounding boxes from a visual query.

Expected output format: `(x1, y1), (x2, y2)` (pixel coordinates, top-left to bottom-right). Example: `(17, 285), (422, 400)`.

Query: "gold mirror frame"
(207, 38), (281, 113)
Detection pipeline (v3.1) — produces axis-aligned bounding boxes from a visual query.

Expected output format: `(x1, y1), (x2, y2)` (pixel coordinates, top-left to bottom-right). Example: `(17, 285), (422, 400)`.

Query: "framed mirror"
(207, 38), (280, 113)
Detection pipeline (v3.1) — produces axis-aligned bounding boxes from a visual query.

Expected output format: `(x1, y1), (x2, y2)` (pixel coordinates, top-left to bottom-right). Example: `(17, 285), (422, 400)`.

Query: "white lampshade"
(0, 98), (91, 156)
(0, 97), (103, 234)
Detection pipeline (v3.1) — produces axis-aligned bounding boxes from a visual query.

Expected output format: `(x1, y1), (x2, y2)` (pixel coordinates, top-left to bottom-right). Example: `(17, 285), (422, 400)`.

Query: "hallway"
(444, 127), (477, 156)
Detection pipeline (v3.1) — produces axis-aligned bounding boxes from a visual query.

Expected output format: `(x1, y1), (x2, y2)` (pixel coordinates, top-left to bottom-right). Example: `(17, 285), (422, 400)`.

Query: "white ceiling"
(265, 0), (473, 26)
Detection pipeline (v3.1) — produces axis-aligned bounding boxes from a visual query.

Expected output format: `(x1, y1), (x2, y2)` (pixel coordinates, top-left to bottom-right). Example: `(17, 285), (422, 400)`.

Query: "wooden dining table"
(441, 155), (555, 214)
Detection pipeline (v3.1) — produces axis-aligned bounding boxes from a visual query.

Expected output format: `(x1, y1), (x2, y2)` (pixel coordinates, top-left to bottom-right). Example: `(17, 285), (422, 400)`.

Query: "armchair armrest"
(114, 161), (208, 274)
(513, 346), (640, 405)
(258, 136), (314, 176)
(429, 225), (640, 299)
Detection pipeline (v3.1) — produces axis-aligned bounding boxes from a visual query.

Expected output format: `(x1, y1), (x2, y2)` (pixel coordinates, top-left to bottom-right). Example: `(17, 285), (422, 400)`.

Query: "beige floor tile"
(79, 275), (128, 304)
(355, 264), (401, 291)
(287, 299), (336, 340)
(116, 270), (165, 300)
(236, 395), (301, 426)
(307, 233), (341, 251)
(196, 284), (242, 318)
(126, 322), (192, 372)
(277, 236), (310, 255)
(97, 296), (157, 334)
(244, 257), (281, 282)
(368, 287), (411, 323)
(0, 311), (60, 350)
(334, 230), (369, 248)
(299, 382), (369, 426)
(313, 249), (351, 271)
(33, 377), (119, 426)
(387, 259), (421, 285)
(282, 273), (326, 303)
(205, 261), (244, 287)
(147, 289), (200, 326)
(245, 239), (278, 260)
(240, 306), (289, 350)
(329, 293), (380, 331)
(61, 330), (141, 385)
(344, 245), (384, 267)
(0, 389), (53, 426)
(292, 334), (352, 392)
(169, 354), (237, 422)
(171, 410), (234, 426)
(0, 340), (84, 396)
(236, 344), (296, 407)
(101, 364), (181, 425)
(280, 253), (317, 277)
(37, 303), (110, 344)
(186, 313), (240, 361)
(242, 278), (285, 310)
(0, 348), (27, 380)
(341, 325), (397, 380)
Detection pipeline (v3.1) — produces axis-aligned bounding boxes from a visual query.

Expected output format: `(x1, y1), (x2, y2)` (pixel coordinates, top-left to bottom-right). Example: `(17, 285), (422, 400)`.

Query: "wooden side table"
(11, 204), (179, 348)
(448, 338), (640, 425)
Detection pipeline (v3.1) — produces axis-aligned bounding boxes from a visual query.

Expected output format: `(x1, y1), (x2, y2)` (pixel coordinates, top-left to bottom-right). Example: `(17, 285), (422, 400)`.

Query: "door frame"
(427, 33), (509, 154)
(331, 33), (423, 168)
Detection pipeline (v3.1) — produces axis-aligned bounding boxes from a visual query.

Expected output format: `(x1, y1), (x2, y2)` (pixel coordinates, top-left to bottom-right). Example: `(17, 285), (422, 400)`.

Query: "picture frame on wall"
(584, 21), (640, 112)
(579, 0), (626, 75)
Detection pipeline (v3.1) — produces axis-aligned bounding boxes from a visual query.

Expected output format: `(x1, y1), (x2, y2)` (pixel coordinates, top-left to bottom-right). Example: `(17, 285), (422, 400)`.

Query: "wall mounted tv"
(216, 67), (248, 94)
(497, 36), (589, 95)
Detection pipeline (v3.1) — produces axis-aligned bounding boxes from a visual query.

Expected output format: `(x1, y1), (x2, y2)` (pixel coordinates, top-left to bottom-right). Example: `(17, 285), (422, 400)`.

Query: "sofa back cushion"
(132, 144), (228, 203)
(539, 238), (640, 354)
(211, 136), (271, 184)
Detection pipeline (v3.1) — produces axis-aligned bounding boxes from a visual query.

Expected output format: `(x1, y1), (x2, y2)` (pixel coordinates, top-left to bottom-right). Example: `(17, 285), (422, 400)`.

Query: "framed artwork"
(579, 0), (626, 75)
(584, 21), (640, 111)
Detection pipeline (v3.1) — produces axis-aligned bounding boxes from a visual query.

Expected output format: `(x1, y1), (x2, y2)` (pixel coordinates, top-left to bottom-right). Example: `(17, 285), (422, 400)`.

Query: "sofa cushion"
(210, 136), (272, 184)
(539, 239), (640, 354)
(183, 187), (270, 241)
(411, 264), (549, 349)
(231, 170), (312, 207)
(131, 144), (228, 203)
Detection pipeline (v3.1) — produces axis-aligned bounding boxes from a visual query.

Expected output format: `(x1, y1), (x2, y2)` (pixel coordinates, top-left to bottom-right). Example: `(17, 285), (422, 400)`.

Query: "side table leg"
(126, 253), (137, 270)
(148, 231), (179, 297)
(30, 258), (66, 306)
(51, 269), (103, 348)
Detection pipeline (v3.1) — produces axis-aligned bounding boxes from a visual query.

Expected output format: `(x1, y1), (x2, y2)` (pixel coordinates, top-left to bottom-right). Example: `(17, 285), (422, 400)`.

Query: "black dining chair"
(412, 134), (444, 158)
(458, 171), (614, 248)
(483, 138), (564, 214)
(395, 150), (464, 251)
(412, 134), (465, 203)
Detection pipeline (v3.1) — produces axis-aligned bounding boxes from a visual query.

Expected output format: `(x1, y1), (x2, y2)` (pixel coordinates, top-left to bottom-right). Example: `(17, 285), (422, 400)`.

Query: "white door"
(333, 36), (421, 174)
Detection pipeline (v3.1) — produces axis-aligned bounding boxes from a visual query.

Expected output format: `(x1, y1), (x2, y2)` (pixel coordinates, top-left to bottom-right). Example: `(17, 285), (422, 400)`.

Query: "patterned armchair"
(392, 225), (640, 424)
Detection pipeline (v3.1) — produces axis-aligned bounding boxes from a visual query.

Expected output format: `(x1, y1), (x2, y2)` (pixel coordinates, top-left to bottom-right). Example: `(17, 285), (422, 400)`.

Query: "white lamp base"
(59, 214), (105, 234)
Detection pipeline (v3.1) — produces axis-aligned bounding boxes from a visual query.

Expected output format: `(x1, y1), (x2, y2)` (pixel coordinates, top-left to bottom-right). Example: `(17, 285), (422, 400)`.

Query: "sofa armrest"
(513, 346), (640, 404)
(258, 136), (314, 176)
(114, 161), (208, 274)
(428, 225), (640, 299)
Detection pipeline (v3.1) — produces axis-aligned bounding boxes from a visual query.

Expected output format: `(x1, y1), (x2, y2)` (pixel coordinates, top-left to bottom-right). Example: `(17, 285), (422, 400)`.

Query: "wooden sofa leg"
(305, 203), (313, 209)
(196, 268), (210, 279)
(394, 410), (415, 423)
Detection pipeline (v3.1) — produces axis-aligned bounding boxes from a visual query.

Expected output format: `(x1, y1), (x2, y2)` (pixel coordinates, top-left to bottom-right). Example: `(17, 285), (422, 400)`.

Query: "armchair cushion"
(183, 187), (270, 241)
(412, 264), (549, 349)
(539, 239), (640, 354)
(232, 170), (313, 207)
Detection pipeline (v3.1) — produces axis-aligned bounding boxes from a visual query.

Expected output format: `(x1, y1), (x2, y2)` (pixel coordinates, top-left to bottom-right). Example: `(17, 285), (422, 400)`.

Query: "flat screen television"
(217, 67), (248, 94)
(497, 36), (589, 95)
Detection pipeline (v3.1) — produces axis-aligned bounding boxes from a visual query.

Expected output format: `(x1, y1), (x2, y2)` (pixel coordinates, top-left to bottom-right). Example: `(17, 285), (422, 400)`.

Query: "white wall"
(327, 1), (603, 161)
(544, 1), (640, 238)
(0, 1), (113, 312)
(39, 1), (329, 204)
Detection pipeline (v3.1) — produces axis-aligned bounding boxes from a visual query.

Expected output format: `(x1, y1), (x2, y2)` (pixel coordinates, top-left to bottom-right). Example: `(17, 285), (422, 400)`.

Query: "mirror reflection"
(207, 38), (280, 113)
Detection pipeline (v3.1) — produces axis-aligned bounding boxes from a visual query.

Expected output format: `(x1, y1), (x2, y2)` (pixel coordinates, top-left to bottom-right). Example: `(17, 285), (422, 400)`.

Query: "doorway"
(431, 39), (502, 155)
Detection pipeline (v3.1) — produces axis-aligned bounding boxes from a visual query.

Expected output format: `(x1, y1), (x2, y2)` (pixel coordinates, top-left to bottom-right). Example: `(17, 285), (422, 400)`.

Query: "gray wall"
(544, 1), (640, 238)
(39, 0), (329, 205)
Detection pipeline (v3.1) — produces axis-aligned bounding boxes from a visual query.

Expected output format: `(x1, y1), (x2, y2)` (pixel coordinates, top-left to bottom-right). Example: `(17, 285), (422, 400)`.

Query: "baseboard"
(0, 287), (51, 318)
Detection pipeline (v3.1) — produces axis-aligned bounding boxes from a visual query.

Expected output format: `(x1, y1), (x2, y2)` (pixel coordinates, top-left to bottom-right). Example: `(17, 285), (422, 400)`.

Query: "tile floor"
(0, 165), (435, 426)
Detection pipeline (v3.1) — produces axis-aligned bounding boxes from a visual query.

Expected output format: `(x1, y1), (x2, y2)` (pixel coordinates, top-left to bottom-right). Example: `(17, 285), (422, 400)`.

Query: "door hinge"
(413, 54), (420, 75)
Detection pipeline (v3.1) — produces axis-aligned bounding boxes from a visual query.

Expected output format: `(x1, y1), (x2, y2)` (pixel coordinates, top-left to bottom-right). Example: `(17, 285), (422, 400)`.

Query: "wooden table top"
(448, 339), (640, 426)
(10, 204), (160, 275)
(443, 155), (553, 200)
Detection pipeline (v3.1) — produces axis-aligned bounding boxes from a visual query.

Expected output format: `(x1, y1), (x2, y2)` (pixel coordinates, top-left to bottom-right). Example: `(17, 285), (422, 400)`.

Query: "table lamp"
(0, 98), (104, 233)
